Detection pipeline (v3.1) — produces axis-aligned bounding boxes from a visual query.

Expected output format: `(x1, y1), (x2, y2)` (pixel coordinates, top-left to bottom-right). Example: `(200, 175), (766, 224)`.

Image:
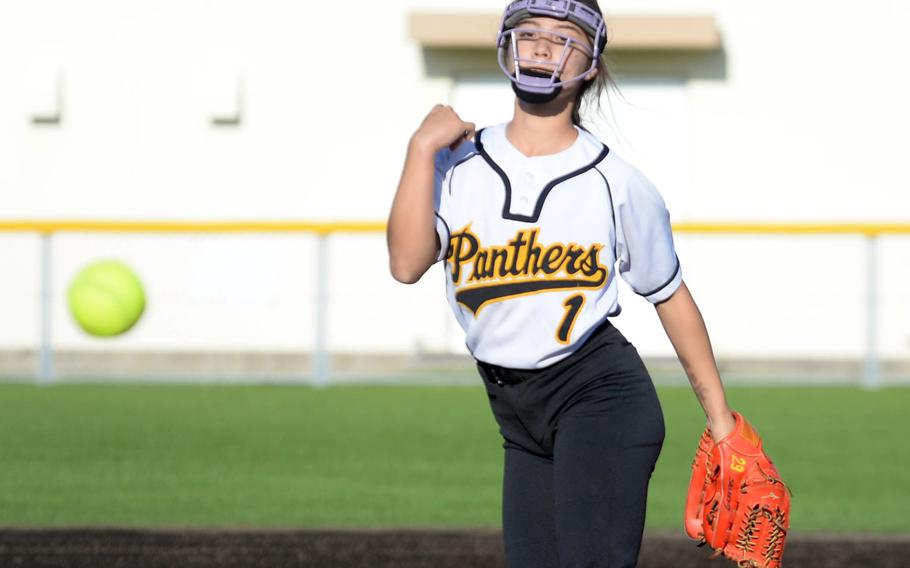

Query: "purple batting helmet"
(497, 0), (608, 103)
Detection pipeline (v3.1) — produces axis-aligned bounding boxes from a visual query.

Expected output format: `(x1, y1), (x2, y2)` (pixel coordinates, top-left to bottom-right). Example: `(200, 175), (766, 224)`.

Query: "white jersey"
(432, 122), (682, 369)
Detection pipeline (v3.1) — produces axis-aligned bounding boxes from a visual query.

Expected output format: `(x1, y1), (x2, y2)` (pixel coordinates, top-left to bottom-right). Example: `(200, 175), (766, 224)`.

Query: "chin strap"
(511, 78), (563, 104)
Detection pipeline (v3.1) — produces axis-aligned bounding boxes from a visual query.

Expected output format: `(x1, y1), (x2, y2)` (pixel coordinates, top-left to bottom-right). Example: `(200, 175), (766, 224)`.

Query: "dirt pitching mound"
(1, 528), (908, 567)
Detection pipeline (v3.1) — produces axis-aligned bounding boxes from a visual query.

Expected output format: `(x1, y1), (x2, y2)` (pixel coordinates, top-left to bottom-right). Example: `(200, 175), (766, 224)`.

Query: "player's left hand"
(684, 411), (791, 568)
(707, 410), (736, 443)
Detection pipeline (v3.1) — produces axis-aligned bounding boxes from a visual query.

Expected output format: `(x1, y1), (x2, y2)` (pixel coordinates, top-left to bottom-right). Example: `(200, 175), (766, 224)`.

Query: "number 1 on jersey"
(556, 293), (586, 344)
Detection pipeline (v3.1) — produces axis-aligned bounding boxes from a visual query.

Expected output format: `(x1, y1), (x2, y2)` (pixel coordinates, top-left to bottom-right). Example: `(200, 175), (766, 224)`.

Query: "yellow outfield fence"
(673, 222), (910, 236)
(0, 220), (388, 235)
(1, 219), (907, 387)
(1, 220), (910, 235)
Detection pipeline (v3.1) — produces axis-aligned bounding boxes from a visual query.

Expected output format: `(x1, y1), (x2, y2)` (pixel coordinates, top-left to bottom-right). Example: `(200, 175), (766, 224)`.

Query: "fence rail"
(3, 220), (909, 388)
(3, 220), (910, 235)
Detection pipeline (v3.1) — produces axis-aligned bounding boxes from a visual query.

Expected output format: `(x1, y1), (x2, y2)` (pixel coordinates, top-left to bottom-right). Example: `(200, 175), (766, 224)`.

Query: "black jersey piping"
(447, 151), (480, 196)
(638, 255), (681, 298)
(433, 212), (452, 261)
(437, 152), (475, 260)
(594, 165), (618, 261)
(474, 128), (611, 223)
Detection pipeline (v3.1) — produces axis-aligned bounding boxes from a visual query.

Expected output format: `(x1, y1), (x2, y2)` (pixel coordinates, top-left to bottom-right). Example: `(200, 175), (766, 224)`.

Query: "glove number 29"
(556, 294), (586, 345)
(730, 455), (746, 473)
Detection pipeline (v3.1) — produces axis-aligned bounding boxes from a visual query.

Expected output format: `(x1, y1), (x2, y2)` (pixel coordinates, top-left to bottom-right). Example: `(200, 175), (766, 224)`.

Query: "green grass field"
(0, 383), (906, 534)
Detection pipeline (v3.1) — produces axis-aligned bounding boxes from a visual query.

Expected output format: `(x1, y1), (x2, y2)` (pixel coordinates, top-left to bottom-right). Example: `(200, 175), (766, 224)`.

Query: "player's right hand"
(411, 105), (476, 152)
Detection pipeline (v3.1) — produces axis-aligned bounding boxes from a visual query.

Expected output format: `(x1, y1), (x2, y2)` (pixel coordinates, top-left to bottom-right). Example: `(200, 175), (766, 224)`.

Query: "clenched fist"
(411, 105), (476, 153)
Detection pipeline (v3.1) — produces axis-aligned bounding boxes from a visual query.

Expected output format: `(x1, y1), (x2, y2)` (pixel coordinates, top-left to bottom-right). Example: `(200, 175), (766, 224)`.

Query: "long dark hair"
(571, 0), (618, 127)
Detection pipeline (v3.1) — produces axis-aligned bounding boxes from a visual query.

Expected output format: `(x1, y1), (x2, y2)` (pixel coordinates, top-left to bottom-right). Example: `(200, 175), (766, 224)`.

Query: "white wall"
(1, 0), (908, 361)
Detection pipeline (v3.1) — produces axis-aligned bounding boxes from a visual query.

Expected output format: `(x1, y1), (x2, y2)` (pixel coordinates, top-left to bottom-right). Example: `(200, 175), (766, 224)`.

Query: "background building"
(1, 0), (909, 383)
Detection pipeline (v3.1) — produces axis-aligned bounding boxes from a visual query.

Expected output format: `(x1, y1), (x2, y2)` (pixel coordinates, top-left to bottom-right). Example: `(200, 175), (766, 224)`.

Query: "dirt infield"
(1, 528), (908, 567)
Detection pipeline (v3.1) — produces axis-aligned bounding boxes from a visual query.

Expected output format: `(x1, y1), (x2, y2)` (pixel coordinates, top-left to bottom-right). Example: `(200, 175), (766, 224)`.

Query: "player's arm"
(387, 105), (474, 284)
(654, 281), (736, 442)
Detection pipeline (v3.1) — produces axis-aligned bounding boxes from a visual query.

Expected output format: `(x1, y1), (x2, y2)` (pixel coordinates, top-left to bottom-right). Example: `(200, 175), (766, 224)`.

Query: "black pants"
(476, 319), (665, 568)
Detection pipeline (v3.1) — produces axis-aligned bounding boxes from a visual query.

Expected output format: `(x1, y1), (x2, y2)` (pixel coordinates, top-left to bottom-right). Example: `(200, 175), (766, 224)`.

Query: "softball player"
(388, 1), (737, 566)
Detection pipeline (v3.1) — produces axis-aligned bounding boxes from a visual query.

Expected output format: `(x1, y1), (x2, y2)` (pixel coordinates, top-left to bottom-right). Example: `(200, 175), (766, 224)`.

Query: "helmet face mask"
(496, 0), (607, 104)
(498, 26), (594, 102)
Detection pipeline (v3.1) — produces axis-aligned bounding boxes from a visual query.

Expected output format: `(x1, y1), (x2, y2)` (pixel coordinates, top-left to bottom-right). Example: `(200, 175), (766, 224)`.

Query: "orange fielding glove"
(684, 424), (714, 541)
(684, 411), (791, 568)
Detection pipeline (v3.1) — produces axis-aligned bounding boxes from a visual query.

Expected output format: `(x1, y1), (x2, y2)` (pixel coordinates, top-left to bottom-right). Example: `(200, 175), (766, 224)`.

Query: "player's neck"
(507, 101), (578, 158)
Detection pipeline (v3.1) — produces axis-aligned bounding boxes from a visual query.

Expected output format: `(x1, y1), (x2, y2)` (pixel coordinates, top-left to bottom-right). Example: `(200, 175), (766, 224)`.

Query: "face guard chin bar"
(496, 0), (608, 103)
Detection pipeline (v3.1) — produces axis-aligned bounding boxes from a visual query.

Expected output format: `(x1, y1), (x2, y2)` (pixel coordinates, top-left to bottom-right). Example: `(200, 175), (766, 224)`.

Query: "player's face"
(505, 17), (596, 89)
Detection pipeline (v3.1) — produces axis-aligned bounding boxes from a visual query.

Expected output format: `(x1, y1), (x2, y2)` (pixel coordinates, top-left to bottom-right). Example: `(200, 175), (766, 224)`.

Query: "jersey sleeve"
(614, 168), (683, 304)
(432, 148), (452, 263)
